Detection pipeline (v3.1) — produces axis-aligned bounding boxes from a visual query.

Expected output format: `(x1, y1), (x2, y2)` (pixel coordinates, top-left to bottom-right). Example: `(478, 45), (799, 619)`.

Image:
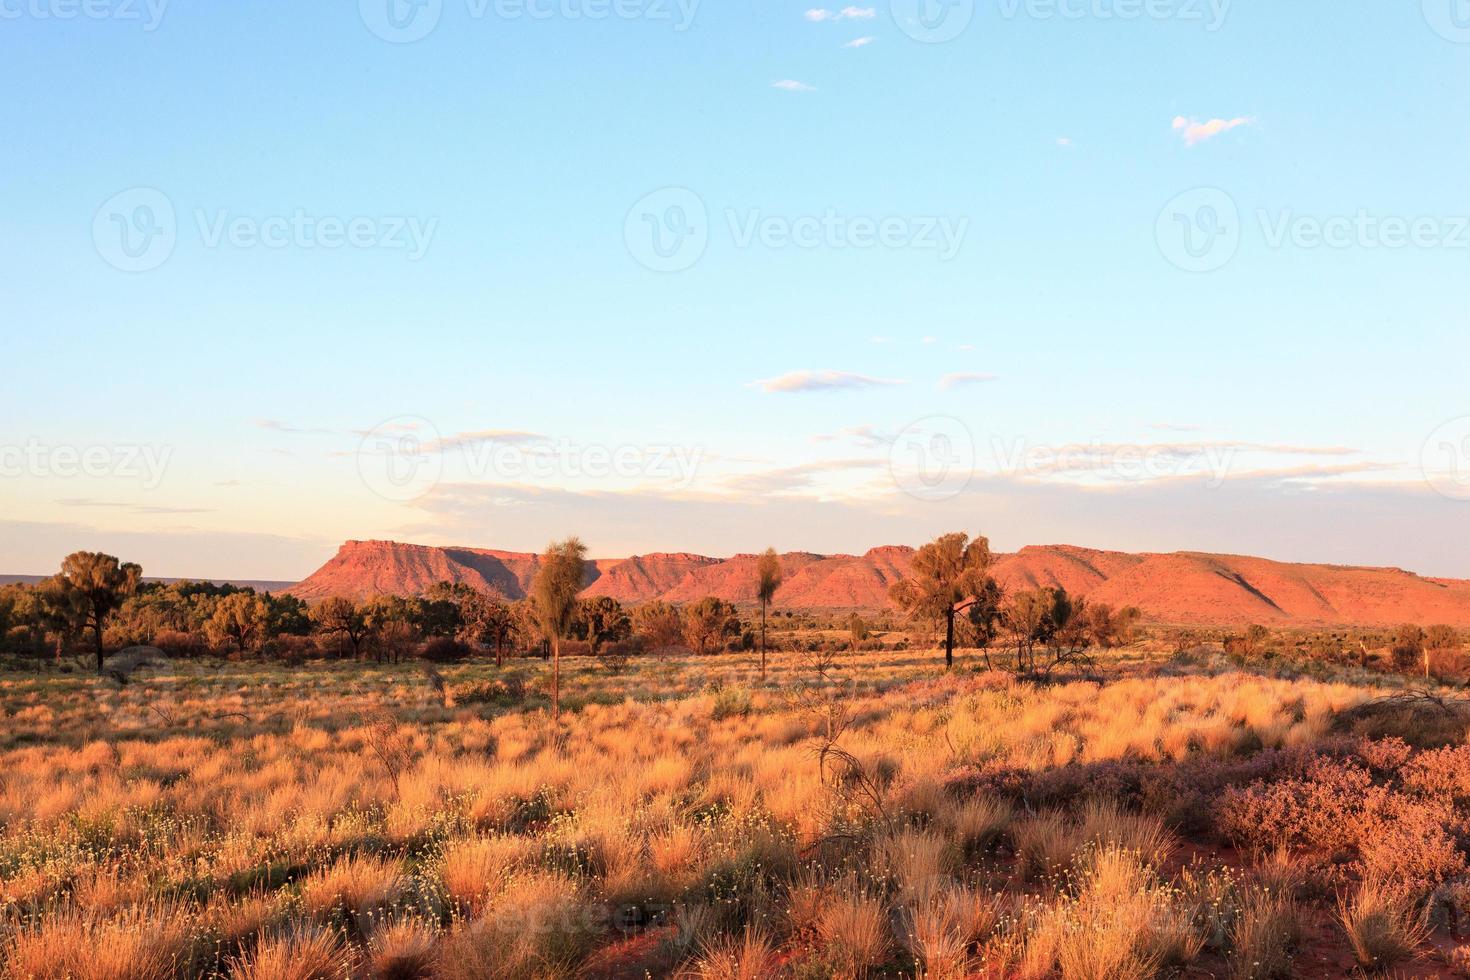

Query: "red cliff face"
(287, 539), (1470, 627)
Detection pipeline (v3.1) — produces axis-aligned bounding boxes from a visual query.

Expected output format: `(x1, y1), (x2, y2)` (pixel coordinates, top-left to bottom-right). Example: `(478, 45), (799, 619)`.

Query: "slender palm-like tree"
(530, 537), (587, 723)
(756, 548), (783, 679)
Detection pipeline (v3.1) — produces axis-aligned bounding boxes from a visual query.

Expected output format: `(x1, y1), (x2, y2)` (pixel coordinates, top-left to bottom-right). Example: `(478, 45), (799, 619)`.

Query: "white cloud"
(752, 370), (906, 393)
(806, 6), (876, 21)
(844, 35), (875, 47)
(811, 424), (894, 448)
(1056, 137), (1073, 148)
(772, 79), (816, 92)
(1172, 115), (1253, 146)
(939, 372), (999, 390)
(422, 429), (548, 453)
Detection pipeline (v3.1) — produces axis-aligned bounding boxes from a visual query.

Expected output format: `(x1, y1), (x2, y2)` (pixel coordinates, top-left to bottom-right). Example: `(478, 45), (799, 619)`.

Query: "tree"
(458, 593), (516, 667)
(755, 548), (783, 679)
(420, 581), (475, 638)
(1001, 588), (1052, 673)
(59, 552), (142, 671)
(1390, 624), (1426, 674)
(847, 612), (869, 649)
(1000, 587), (1092, 675)
(683, 597), (741, 656)
(312, 596), (372, 660)
(573, 596), (631, 656)
(1083, 603), (1141, 649)
(510, 599), (546, 658)
(362, 595), (422, 663)
(0, 582), (77, 667)
(888, 532), (997, 668)
(531, 537), (587, 723)
(956, 578), (1005, 669)
(633, 600), (684, 658)
(1425, 624), (1463, 677)
(263, 592), (312, 639)
(205, 591), (269, 652)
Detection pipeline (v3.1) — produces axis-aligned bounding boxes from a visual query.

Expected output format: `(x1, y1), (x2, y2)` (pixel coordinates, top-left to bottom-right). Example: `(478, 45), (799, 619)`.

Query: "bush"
(153, 629), (209, 658)
(711, 686), (753, 721)
(262, 634), (319, 665)
(420, 637), (473, 663)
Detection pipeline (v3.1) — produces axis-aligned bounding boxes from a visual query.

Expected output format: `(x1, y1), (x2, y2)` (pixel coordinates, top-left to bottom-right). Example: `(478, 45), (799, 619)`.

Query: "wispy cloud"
(805, 6), (876, 21)
(421, 429), (548, 453)
(752, 370), (906, 393)
(811, 424), (893, 448)
(844, 36), (875, 47)
(57, 498), (213, 516)
(719, 458), (887, 495)
(1056, 137), (1073, 148)
(253, 418), (333, 435)
(939, 372), (999, 390)
(772, 79), (816, 92)
(1172, 115), (1252, 146)
(1150, 422), (1203, 433)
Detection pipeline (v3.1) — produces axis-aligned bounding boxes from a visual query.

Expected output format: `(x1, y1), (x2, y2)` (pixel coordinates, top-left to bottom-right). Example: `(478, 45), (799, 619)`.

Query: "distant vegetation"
(0, 537), (1464, 686)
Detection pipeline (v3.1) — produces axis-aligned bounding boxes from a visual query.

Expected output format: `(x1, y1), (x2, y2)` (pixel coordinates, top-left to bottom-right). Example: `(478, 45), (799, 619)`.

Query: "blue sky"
(3, 0), (1469, 579)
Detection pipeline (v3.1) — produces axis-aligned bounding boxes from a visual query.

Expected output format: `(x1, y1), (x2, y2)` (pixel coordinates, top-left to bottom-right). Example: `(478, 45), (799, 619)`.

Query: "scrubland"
(2, 647), (1470, 978)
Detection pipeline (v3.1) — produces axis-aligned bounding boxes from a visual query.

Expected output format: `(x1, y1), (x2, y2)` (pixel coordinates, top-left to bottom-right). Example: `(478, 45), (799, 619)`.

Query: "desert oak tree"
(59, 551), (142, 671)
(889, 532), (998, 669)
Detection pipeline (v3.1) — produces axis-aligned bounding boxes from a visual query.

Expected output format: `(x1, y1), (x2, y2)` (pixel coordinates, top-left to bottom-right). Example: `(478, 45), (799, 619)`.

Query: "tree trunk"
(552, 635), (561, 725)
(760, 601), (767, 680)
(495, 634), (503, 669)
(94, 619), (105, 673)
(944, 610), (955, 669)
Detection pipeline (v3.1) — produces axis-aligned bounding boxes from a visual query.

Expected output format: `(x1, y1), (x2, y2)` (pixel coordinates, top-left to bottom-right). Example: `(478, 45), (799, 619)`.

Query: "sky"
(2, 0), (1469, 580)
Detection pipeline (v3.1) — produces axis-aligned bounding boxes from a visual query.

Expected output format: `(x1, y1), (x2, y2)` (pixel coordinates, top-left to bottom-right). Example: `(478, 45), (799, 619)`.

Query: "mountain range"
(285, 539), (1470, 627)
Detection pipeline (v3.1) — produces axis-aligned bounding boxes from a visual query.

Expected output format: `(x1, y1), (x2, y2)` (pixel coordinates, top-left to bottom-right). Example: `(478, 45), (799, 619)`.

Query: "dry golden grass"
(1227, 886), (1300, 980)
(1, 904), (199, 980)
(1337, 878), (1430, 973)
(227, 926), (353, 980)
(0, 646), (1449, 979)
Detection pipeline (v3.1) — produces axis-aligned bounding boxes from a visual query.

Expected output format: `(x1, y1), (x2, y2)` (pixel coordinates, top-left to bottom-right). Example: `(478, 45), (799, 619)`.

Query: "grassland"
(2, 645), (1469, 978)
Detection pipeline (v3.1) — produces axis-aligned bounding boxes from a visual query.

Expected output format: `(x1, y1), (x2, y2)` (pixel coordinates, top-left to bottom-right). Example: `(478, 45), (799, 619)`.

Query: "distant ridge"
(285, 540), (1470, 627)
(0, 575), (297, 592)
